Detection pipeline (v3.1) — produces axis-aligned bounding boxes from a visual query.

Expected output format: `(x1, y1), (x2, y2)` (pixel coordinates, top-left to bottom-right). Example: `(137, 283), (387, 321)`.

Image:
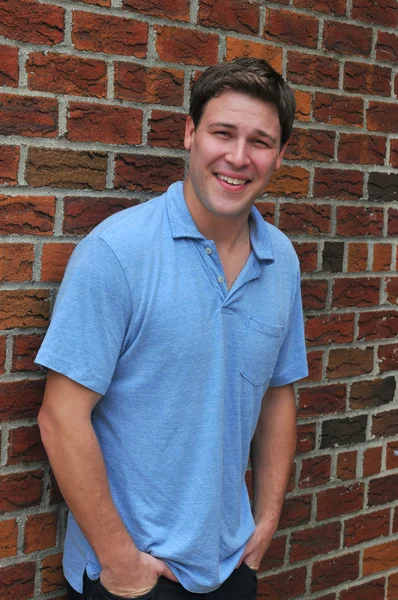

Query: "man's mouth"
(216, 174), (249, 186)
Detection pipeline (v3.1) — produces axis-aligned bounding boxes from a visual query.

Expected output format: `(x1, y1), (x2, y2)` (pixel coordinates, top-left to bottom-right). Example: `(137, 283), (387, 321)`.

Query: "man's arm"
(38, 370), (175, 597)
(240, 383), (297, 570)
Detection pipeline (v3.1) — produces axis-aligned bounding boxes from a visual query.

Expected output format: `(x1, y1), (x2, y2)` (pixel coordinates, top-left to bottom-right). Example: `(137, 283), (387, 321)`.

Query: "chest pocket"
(240, 318), (285, 386)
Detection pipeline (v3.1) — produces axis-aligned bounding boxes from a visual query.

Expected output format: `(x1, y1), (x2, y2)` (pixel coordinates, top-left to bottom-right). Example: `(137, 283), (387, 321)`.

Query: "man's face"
(184, 90), (287, 222)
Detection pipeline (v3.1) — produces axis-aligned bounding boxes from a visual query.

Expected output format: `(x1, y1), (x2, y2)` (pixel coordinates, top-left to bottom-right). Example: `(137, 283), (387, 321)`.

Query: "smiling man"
(36, 59), (308, 600)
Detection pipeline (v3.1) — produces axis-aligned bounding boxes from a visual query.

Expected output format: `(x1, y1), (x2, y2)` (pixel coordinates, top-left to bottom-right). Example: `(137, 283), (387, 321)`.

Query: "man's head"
(189, 58), (296, 149)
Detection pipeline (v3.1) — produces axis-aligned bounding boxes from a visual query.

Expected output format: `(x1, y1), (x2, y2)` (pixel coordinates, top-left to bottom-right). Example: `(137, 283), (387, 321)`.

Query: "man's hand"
(238, 522), (276, 572)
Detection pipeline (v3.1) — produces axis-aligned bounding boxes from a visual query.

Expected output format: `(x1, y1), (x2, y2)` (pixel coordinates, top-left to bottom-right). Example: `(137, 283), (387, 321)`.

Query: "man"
(37, 58), (308, 600)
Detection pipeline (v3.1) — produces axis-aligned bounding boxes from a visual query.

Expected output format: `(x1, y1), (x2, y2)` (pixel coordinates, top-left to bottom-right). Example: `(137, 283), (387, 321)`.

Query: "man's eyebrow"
(208, 122), (278, 144)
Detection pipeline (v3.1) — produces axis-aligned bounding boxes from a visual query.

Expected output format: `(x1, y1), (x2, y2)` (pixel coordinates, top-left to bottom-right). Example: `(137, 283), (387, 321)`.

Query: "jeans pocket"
(93, 579), (158, 600)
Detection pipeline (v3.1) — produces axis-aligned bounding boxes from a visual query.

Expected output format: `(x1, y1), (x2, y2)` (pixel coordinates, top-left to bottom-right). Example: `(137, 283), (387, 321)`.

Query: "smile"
(216, 174), (248, 186)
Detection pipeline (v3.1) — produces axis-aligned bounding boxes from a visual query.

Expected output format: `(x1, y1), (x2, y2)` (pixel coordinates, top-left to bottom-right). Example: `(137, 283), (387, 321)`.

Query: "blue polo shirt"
(36, 181), (308, 594)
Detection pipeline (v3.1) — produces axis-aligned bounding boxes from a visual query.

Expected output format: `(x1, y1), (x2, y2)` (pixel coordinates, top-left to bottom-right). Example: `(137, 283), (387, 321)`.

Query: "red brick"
(367, 101), (398, 133)
(72, 0), (110, 5)
(278, 495), (312, 530)
(12, 333), (44, 373)
(0, 520), (17, 559)
(336, 206), (384, 237)
(27, 52), (107, 98)
(389, 209), (398, 235)
(155, 25), (218, 66)
(290, 522), (340, 562)
(41, 243), (75, 282)
(314, 92), (363, 127)
(363, 446), (382, 477)
(24, 512), (57, 553)
(327, 347), (373, 379)
(226, 39), (283, 71)
(0, 290), (50, 330)
(372, 410), (398, 439)
(254, 201), (275, 225)
(199, 0), (259, 34)
(299, 455), (331, 488)
(0, 195), (55, 235)
(305, 313), (355, 346)
(294, 0), (346, 15)
(0, 471), (43, 511)
(72, 12), (148, 57)
(49, 470), (64, 505)
(266, 166), (309, 199)
(279, 203), (331, 235)
(295, 90), (312, 122)
(314, 169), (363, 200)
(287, 51), (339, 88)
(369, 473), (398, 506)
(7, 425), (46, 465)
(317, 483), (364, 520)
(301, 280), (327, 310)
(348, 243), (368, 272)
(0, 336), (5, 375)
(341, 578), (385, 600)
(358, 310), (398, 341)
(0, 0), (64, 45)
(364, 540), (398, 576)
(0, 145), (19, 185)
(323, 21), (372, 56)
(27, 148), (107, 191)
(63, 197), (139, 235)
(0, 93), (57, 137)
(123, 0), (189, 21)
(296, 423), (316, 455)
(0, 244), (34, 282)
(285, 129), (335, 162)
(115, 63), (184, 106)
(389, 572), (398, 600)
(257, 567), (306, 598)
(264, 9), (318, 49)
(0, 45), (18, 87)
(386, 277), (398, 306)
(42, 552), (66, 593)
(338, 134), (386, 165)
(345, 509), (389, 548)
(0, 562), (36, 599)
(305, 350), (323, 381)
(148, 110), (186, 150)
(115, 155), (185, 193)
(387, 441), (398, 470)
(293, 242), (318, 273)
(391, 139), (398, 168)
(312, 552), (359, 592)
(337, 451), (357, 481)
(376, 31), (398, 63)
(258, 535), (286, 571)
(344, 62), (392, 97)
(0, 380), (45, 420)
(298, 384), (346, 417)
(352, 0), (397, 27)
(378, 343), (398, 373)
(67, 102), (142, 145)
(332, 277), (380, 308)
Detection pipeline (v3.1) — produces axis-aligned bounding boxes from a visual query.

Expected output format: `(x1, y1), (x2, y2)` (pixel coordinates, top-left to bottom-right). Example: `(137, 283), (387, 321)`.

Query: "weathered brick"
(0, 336), (5, 375)
(115, 155), (185, 193)
(320, 416), (368, 448)
(290, 522), (340, 562)
(0, 562), (35, 598)
(358, 311), (398, 341)
(0, 45), (18, 87)
(301, 279), (327, 310)
(0, 244), (34, 282)
(285, 129), (335, 162)
(72, 12), (148, 57)
(72, 0), (110, 5)
(24, 512), (57, 553)
(391, 139), (398, 168)
(296, 423), (316, 454)
(7, 425), (46, 465)
(258, 535), (286, 571)
(298, 384), (346, 417)
(327, 347), (373, 379)
(49, 470), (64, 505)
(367, 102), (398, 133)
(123, 0), (189, 21)
(363, 540), (398, 576)
(67, 102), (142, 145)
(226, 39), (282, 71)
(0, 471), (43, 512)
(148, 110), (186, 149)
(317, 483), (364, 520)
(363, 446), (382, 477)
(305, 313), (355, 346)
(337, 450), (357, 480)
(278, 495), (312, 530)
(198, 0), (259, 34)
(372, 410), (398, 439)
(338, 134), (386, 165)
(293, 242), (318, 273)
(63, 197), (138, 235)
(42, 552), (65, 593)
(155, 25), (218, 66)
(12, 333), (44, 372)
(279, 203), (331, 235)
(322, 241), (343, 272)
(294, 0), (346, 15)
(344, 62), (391, 96)
(369, 473), (398, 505)
(352, 0), (397, 27)
(0, 93), (57, 137)
(368, 173), (398, 203)
(345, 509), (390, 547)
(350, 377), (396, 410)
(376, 31), (398, 63)
(254, 201), (275, 225)
(0, 195), (55, 235)
(336, 206), (384, 237)
(305, 351), (323, 382)
(323, 21), (372, 56)
(0, 145), (19, 185)
(389, 573), (398, 600)
(299, 455), (331, 488)
(332, 277), (380, 308)
(348, 243), (368, 272)
(378, 343), (398, 373)
(27, 53), (107, 98)
(27, 148), (107, 191)
(314, 92), (363, 127)
(264, 9), (318, 49)
(294, 90), (312, 121)
(389, 209), (398, 235)
(0, 0), (64, 45)
(0, 520), (17, 559)
(340, 578), (385, 600)
(387, 441), (398, 470)
(287, 52), (339, 88)
(115, 63), (184, 106)
(257, 567), (306, 599)
(41, 243), (75, 282)
(312, 552), (359, 592)
(0, 290), (50, 330)
(266, 166), (309, 199)
(314, 169), (363, 200)
(0, 380), (45, 420)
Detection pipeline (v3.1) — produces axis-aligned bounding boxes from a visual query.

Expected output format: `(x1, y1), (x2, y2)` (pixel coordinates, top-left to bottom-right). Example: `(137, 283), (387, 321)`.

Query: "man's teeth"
(217, 174), (246, 186)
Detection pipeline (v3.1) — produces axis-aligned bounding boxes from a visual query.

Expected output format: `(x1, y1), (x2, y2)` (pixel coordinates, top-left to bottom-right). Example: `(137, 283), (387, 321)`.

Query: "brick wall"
(0, 0), (397, 598)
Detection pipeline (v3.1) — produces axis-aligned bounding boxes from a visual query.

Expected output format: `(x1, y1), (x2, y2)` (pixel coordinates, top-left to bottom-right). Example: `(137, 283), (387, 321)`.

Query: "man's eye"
(215, 131), (230, 137)
(254, 140), (269, 147)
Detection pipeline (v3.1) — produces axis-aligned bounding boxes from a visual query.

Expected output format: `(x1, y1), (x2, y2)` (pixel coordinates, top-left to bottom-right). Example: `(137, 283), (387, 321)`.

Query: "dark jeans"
(67, 564), (257, 600)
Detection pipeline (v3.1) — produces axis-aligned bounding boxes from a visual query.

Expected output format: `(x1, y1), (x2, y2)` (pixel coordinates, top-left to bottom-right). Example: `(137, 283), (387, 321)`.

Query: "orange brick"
(225, 38), (282, 71)
(363, 540), (398, 575)
(347, 243), (368, 272)
(389, 572), (398, 600)
(373, 244), (392, 271)
(0, 244), (34, 282)
(0, 290), (50, 329)
(267, 165), (309, 198)
(0, 145), (19, 185)
(155, 25), (219, 66)
(24, 512), (57, 553)
(67, 103), (142, 145)
(0, 520), (18, 558)
(41, 243), (75, 282)
(0, 195), (55, 235)
(41, 552), (65, 593)
(295, 90), (311, 121)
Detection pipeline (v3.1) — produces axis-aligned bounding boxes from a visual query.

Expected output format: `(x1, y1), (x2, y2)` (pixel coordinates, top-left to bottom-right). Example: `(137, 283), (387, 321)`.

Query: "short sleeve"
(35, 236), (132, 395)
(269, 269), (308, 387)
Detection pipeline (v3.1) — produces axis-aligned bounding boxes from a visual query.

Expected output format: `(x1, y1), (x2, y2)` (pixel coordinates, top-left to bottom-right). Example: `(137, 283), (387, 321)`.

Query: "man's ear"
(184, 116), (196, 151)
(275, 141), (288, 170)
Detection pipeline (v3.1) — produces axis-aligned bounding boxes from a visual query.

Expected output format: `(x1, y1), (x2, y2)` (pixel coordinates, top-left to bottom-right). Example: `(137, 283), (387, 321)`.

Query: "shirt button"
(205, 247), (212, 255)
(218, 276), (224, 284)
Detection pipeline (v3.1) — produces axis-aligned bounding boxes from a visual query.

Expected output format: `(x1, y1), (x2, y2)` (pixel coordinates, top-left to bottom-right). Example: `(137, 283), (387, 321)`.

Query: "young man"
(37, 59), (308, 600)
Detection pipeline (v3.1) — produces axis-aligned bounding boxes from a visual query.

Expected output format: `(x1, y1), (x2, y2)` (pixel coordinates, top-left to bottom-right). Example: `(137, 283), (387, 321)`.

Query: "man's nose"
(225, 141), (250, 168)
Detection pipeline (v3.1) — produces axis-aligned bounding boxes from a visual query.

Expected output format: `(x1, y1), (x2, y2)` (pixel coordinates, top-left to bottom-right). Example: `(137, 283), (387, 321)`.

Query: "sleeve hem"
(34, 354), (109, 396)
